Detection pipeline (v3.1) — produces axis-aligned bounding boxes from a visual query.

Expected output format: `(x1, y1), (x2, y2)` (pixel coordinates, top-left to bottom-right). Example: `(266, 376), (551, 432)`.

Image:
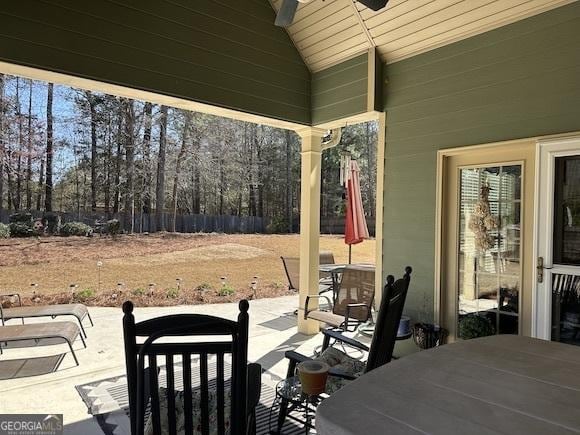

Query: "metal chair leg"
(67, 340), (79, 366)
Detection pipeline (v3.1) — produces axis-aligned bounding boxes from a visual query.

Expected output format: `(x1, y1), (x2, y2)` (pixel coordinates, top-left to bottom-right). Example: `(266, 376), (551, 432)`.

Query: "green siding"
(312, 53), (368, 125)
(382, 1), (580, 321)
(0, 0), (310, 124)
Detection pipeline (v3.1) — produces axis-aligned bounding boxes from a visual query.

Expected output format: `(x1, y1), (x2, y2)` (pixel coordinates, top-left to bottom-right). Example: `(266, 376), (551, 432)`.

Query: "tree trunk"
(171, 111), (191, 232)
(15, 77), (22, 211)
(44, 83), (54, 212)
(113, 100), (123, 214)
(25, 79), (33, 210)
(191, 137), (201, 214)
(142, 102), (153, 227)
(104, 112), (112, 215)
(155, 105), (168, 231)
(123, 99), (135, 233)
(257, 126), (264, 217)
(87, 91), (99, 212)
(36, 157), (44, 211)
(0, 74), (4, 214)
(285, 130), (292, 232)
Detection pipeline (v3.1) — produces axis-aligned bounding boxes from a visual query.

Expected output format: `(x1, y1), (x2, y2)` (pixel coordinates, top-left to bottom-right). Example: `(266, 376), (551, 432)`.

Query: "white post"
(374, 112), (386, 305)
(296, 127), (326, 334)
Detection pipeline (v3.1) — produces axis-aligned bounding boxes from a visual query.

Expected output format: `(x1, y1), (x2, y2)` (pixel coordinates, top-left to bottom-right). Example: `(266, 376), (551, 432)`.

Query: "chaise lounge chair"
(0, 321), (86, 366)
(0, 292), (93, 338)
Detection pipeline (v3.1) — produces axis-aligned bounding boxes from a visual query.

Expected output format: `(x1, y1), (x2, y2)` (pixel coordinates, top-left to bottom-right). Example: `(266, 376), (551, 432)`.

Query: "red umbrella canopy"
(344, 160), (369, 245)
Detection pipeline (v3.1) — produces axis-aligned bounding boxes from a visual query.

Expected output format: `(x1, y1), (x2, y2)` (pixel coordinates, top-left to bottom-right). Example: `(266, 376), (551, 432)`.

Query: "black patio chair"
(274, 267), (412, 432)
(122, 299), (261, 435)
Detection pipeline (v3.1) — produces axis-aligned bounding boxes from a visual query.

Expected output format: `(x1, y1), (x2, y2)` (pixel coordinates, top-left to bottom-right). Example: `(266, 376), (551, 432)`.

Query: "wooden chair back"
(366, 266), (412, 372)
(334, 265), (375, 322)
(122, 300), (250, 435)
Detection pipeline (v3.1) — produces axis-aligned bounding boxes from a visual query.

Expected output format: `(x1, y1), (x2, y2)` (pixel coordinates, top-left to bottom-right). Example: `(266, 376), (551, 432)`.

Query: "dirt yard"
(0, 233), (375, 306)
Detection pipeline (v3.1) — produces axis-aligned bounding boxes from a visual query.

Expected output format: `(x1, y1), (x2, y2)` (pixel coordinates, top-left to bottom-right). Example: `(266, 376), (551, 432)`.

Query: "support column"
(374, 112), (386, 305)
(296, 127), (326, 334)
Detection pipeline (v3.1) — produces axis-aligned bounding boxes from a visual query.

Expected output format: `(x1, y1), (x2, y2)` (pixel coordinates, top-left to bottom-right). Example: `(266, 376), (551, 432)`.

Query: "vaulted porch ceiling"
(269, 0), (574, 71)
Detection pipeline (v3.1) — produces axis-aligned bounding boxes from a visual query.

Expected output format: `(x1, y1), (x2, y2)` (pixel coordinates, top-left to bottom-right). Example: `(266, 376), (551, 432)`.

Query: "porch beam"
(296, 127), (327, 334)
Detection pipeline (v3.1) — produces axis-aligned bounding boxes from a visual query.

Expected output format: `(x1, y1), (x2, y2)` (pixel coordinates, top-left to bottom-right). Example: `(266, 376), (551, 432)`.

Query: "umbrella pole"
(348, 244), (352, 264)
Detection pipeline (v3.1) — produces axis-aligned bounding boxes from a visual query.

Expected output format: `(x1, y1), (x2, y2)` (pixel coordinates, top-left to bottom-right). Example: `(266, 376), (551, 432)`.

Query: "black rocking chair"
(123, 299), (261, 435)
(274, 267), (412, 432)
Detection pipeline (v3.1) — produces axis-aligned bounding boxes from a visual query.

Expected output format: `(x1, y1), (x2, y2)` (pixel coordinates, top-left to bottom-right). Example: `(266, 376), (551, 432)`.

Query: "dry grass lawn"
(0, 233), (375, 304)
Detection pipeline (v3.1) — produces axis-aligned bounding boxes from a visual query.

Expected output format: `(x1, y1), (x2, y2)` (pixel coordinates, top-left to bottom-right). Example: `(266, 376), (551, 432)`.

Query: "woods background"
(0, 74), (377, 234)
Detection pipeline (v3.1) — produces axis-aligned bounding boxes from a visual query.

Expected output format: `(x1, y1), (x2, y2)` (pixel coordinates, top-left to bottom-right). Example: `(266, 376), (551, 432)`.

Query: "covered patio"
(2, 0), (580, 433)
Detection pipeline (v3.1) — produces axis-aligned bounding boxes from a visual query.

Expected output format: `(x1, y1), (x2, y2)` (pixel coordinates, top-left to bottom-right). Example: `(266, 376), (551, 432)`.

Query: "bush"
(106, 219), (121, 236)
(195, 282), (213, 292)
(458, 314), (495, 340)
(266, 215), (290, 234)
(74, 288), (95, 302)
(9, 212), (33, 224)
(0, 223), (9, 238)
(218, 285), (235, 297)
(61, 222), (93, 237)
(166, 288), (180, 299)
(9, 222), (35, 237)
(132, 288), (146, 296)
(9, 212), (35, 237)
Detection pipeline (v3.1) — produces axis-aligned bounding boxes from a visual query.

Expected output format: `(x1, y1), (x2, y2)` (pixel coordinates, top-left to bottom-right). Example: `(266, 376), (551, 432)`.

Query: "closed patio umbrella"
(344, 159), (369, 263)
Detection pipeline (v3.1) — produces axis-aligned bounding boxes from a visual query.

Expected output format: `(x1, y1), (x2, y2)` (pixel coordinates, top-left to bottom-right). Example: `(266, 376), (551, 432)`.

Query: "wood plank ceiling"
(269, 0), (575, 72)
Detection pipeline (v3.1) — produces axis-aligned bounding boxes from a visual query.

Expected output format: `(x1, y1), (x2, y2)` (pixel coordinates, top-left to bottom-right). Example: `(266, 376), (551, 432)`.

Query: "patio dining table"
(316, 335), (580, 434)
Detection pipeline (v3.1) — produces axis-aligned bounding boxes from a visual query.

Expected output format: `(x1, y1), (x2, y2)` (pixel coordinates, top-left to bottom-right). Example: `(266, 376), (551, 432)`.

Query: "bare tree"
(44, 82), (54, 212)
(25, 79), (33, 210)
(155, 105), (168, 231)
(123, 98), (135, 232)
(171, 111), (191, 231)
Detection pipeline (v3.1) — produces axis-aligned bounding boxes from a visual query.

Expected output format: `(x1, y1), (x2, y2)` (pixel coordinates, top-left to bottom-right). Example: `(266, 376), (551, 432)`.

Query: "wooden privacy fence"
(0, 210), (375, 235)
(320, 217), (376, 236)
(0, 210), (268, 234)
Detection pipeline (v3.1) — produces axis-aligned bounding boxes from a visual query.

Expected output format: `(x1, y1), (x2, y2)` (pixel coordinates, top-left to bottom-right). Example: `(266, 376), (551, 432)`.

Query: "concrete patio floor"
(0, 295), (415, 434)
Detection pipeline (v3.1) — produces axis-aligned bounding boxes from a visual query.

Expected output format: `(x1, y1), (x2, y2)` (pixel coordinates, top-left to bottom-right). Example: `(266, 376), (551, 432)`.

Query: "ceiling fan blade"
(356, 0), (389, 11)
(275, 0), (299, 27)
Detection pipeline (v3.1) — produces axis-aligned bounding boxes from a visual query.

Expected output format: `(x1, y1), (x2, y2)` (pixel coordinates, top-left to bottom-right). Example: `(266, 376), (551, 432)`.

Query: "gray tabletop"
(316, 335), (580, 435)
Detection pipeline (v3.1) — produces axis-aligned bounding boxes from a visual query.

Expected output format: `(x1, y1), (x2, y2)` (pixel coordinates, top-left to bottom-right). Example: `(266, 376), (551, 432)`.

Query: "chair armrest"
(0, 293), (22, 307)
(304, 295), (333, 319)
(322, 329), (370, 352)
(246, 363), (262, 413)
(284, 350), (312, 364)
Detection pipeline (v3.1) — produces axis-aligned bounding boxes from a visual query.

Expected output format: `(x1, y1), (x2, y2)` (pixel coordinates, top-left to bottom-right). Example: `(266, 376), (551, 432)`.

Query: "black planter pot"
(412, 323), (447, 350)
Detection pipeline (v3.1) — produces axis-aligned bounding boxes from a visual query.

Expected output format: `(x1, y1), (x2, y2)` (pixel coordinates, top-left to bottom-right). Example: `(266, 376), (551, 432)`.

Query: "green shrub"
(132, 288), (146, 296)
(9, 222), (35, 237)
(195, 283), (213, 291)
(266, 215), (290, 234)
(166, 288), (179, 299)
(9, 212), (33, 224)
(106, 219), (121, 236)
(9, 212), (35, 237)
(75, 288), (95, 301)
(458, 314), (495, 340)
(0, 223), (9, 238)
(61, 222), (93, 237)
(218, 285), (235, 297)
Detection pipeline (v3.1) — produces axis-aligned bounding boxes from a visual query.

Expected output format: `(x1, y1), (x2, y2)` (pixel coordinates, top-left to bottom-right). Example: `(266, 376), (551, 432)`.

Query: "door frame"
(436, 139), (536, 339)
(435, 132), (580, 340)
(534, 135), (580, 339)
